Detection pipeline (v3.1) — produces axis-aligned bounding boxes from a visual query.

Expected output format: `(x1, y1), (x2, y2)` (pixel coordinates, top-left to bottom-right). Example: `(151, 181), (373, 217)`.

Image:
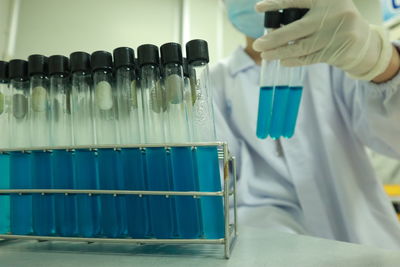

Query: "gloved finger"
(280, 51), (324, 67)
(260, 36), (325, 60)
(255, 0), (311, 13)
(253, 17), (316, 52)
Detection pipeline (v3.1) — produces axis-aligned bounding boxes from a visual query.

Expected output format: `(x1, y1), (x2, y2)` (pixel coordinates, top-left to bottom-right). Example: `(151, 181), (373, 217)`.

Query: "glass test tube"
(28, 55), (55, 236)
(114, 47), (148, 238)
(70, 52), (100, 238)
(282, 8), (308, 138)
(91, 51), (125, 238)
(0, 61), (10, 234)
(138, 44), (173, 238)
(161, 42), (200, 238)
(48, 55), (77, 237)
(8, 59), (32, 235)
(186, 39), (224, 239)
(256, 11), (282, 139)
(283, 66), (304, 138)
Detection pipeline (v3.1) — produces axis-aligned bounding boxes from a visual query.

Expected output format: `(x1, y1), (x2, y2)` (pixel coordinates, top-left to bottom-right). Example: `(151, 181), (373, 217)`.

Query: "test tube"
(70, 51), (100, 237)
(0, 61), (10, 234)
(48, 55), (76, 237)
(28, 55), (55, 236)
(186, 39), (224, 239)
(161, 42), (200, 238)
(0, 62), (10, 149)
(91, 51), (124, 238)
(282, 8), (308, 138)
(8, 59), (32, 235)
(113, 47), (148, 238)
(256, 11), (282, 139)
(138, 44), (173, 238)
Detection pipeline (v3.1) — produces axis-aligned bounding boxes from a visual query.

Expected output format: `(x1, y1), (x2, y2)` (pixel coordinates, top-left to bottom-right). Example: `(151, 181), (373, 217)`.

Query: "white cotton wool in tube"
(95, 81), (113, 110)
(32, 86), (47, 112)
(165, 74), (183, 104)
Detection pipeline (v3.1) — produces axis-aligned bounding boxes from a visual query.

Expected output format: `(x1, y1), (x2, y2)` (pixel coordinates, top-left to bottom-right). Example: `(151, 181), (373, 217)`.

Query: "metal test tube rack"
(0, 141), (238, 259)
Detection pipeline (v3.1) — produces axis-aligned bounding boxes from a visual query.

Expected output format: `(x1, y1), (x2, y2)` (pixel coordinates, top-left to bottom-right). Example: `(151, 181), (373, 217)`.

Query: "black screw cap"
(8, 59), (28, 80)
(28, 54), (48, 76)
(0, 61), (8, 82)
(186, 39), (209, 64)
(137, 44), (160, 67)
(160, 42), (183, 66)
(265, 11), (282, 28)
(48, 55), (70, 76)
(70, 52), (91, 73)
(113, 47), (135, 69)
(283, 8), (309, 25)
(91, 51), (113, 72)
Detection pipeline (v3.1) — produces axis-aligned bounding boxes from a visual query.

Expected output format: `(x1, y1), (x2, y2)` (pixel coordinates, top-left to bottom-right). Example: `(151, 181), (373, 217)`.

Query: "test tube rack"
(0, 142), (238, 259)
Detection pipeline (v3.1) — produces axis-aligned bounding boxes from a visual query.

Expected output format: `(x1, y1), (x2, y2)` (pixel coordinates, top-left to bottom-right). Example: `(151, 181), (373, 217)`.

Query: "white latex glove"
(253, 0), (393, 81)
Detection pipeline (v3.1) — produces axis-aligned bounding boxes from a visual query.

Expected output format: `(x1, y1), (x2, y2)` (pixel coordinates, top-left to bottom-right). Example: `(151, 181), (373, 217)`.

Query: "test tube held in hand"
(256, 11), (282, 139)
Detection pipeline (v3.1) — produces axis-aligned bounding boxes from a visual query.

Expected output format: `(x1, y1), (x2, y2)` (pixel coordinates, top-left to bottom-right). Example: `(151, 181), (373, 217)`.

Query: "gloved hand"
(253, 0), (393, 81)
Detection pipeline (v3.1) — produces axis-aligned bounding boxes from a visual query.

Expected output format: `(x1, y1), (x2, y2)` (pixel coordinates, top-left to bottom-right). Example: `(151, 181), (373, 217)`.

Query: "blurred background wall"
(0, 0), (399, 184)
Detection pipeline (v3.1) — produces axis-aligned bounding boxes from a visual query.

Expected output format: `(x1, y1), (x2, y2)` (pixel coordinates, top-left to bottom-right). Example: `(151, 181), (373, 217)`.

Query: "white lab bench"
(0, 225), (398, 267)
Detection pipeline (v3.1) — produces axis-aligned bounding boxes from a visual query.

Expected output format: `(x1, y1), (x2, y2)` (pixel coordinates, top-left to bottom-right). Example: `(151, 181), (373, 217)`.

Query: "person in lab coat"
(213, 0), (400, 250)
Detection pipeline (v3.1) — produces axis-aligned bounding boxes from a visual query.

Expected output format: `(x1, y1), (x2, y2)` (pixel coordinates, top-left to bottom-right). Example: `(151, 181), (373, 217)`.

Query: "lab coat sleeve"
(332, 53), (400, 159)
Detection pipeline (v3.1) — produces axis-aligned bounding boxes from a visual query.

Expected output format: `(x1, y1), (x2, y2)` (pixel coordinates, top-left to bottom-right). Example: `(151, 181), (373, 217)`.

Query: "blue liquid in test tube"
(283, 67), (304, 138)
(257, 60), (278, 139)
(97, 149), (123, 238)
(195, 146), (224, 239)
(123, 148), (149, 238)
(74, 149), (100, 237)
(146, 147), (173, 238)
(10, 152), (32, 235)
(53, 150), (77, 236)
(0, 153), (10, 234)
(32, 151), (55, 236)
(269, 63), (291, 139)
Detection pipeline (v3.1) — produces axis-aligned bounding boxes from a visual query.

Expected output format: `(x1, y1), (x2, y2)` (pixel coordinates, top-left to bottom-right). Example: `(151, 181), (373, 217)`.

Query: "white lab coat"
(211, 47), (400, 250)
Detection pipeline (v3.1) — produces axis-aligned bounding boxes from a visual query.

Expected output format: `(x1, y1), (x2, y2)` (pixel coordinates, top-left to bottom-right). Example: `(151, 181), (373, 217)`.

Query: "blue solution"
(146, 147), (173, 238)
(283, 86), (303, 138)
(170, 147), (201, 238)
(122, 148), (149, 238)
(0, 153), (10, 234)
(269, 85), (290, 139)
(53, 150), (77, 237)
(75, 149), (100, 237)
(32, 151), (55, 236)
(97, 149), (123, 238)
(10, 152), (32, 235)
(195, 147), (224, 239)
(256, 86), (274, 139)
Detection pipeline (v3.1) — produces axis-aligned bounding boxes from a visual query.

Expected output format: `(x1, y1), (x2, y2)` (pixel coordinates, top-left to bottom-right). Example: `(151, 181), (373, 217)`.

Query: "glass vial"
(70, 51), (100, 238)
(138, 44), (172, 238)
(48, 55), (77, 237)
(114, 47), (148, 238)
(91, 51), (124, 238)
(0, 61), (10, 234)
(8, 59), (32, 235)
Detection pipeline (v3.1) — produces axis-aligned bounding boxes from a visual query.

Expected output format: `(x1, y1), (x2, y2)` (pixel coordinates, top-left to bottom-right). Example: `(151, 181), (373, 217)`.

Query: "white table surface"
(0, 226), (399, 267)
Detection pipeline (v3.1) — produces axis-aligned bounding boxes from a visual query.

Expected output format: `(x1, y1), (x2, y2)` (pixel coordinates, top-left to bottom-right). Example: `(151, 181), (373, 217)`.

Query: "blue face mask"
(226, 0), (264, 39)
